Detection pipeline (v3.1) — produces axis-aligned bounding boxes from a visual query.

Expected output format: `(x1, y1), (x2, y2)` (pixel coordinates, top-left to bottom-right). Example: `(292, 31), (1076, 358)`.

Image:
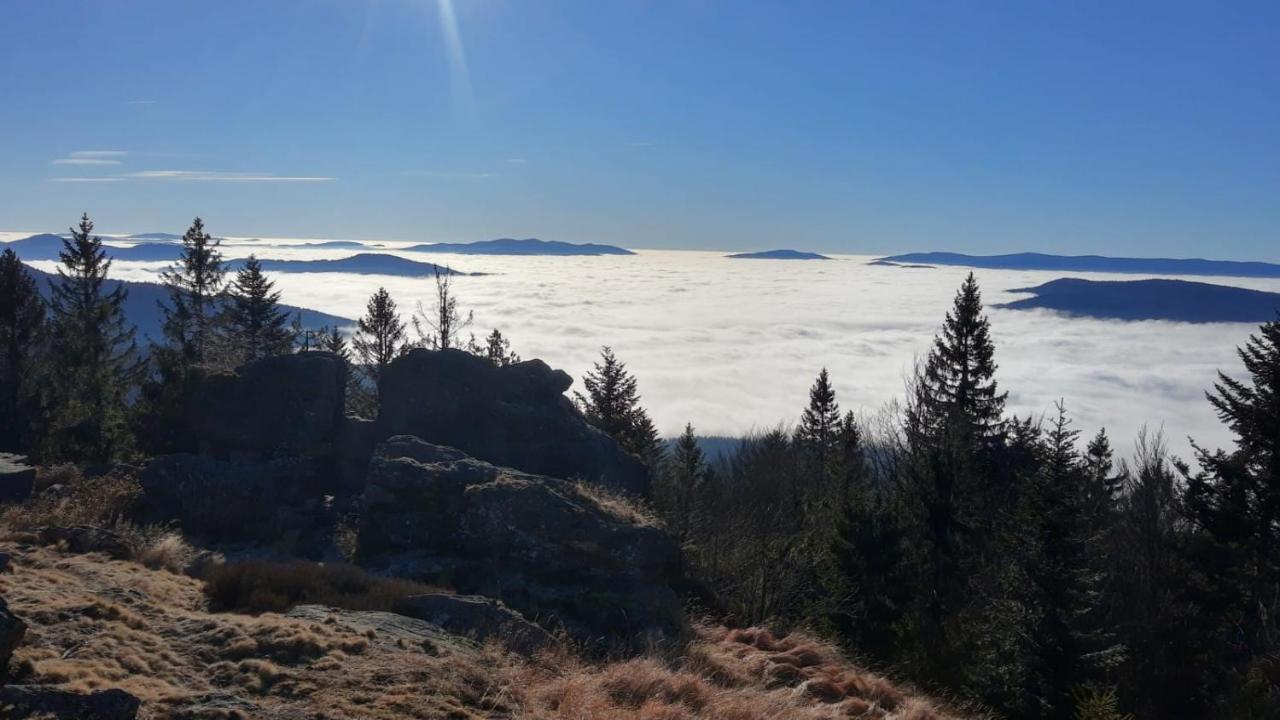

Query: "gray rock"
(358, 437), (684, 647)
(135, 455), (331, 552)
(0, 453), (35, 504)
(0, 685), (140, 719)
(35, 525), (132, 559)
(396, 593), (553, 655)
(0, 597), (26, 677)
(285, 604), (460, 651)
(185, 351), (346, 464)
(375, 349), (650, 495)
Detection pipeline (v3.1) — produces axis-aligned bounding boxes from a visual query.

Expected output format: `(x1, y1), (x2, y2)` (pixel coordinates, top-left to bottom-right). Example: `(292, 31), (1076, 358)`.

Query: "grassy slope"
(0, 545), (965, 720)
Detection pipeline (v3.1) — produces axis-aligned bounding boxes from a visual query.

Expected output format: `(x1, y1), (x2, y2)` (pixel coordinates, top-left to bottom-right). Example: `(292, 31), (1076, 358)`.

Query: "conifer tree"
(483, 328), (520, 366)
(1182, 313), (1280, 686)
(45, 213), (141, 462)
(224, 256), (293, 362)
(0, 248), (46, 452)
(657, 423), (708, 540)
(159, 217), (227, 369)
(797, 368), (842, 494)
(576, 346), (661, 462)
(1022, 402), (1112, 718)
(352, 287), (407, 402)
(911, 272), (1007, 442)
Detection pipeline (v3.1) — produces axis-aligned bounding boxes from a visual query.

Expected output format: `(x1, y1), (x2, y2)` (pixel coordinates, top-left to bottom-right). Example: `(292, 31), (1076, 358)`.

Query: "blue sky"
(1, 1), (1277, 256)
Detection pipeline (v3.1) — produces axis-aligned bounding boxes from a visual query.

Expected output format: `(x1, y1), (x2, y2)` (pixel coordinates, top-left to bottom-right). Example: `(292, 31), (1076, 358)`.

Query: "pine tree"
(483, 328), (520, 366)
(1182, 313), (1280, 689)
(898, 272), (1008, 687)
(159, 217), (227, 369)
(0, 248), (46, 453)
(44, 213), (141, 462)
(352, 287), (407, 403)
(797, 368), (842, 495)
(1022, 401), (1112, 718)
(911, 272), (1007, 442)
(224, 256), (293, 363)
(656, 423), (708, 540)
(576, 346), (661, 461)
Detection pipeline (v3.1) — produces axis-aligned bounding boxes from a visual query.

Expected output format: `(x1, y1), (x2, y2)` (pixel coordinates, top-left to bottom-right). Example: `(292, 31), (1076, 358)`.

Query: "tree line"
(581, 274), (1280, 719)
(0, 213), (519, 461)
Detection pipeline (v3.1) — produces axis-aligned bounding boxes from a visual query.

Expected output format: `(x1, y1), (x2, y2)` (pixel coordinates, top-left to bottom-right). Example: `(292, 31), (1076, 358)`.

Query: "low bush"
(0, 466), (140, 531)
(203, 560), (445, 614)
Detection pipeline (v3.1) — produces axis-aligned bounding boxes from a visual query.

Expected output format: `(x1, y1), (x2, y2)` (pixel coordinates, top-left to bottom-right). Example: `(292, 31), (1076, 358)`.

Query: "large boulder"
(357, 436), (684, 647)
(135, 455), (333, 552)
(375, 349), (649, 495)
(0, 454), (35, 504)
(0, 597), (25, 677)
(184, 352), (346, 463)
(0, 686), (140, 720)
(396, 593), (553, 655)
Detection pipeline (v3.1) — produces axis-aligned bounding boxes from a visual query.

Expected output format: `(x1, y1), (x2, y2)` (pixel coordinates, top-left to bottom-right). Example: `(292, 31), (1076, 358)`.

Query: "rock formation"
(184, 351), (347, 464)
(358, 436), (683, 646)
(0, 454), (35, 504)
(376, 349), (649, 495)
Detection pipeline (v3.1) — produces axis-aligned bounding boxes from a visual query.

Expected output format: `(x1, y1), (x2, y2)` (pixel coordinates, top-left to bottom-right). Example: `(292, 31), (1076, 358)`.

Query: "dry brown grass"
(510, 624), (961, 720)
(0, 543), (966, 720)
(570, 478), (662, 528)
(0, 466), (140, 531)
(203, 560), (447, 614)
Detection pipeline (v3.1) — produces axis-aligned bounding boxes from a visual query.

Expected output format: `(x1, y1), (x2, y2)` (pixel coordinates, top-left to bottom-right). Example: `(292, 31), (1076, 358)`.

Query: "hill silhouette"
(879, 251), (1280, 279)
(404, 238), (634, 256)
(726, 249), (830, 260)
(999, 277), (1280, 323)
(23, 263), (349, 342)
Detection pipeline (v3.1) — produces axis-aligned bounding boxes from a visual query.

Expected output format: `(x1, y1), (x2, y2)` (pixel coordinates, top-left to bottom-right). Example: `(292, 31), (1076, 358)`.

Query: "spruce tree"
(159, 217), (227, 369)
(797, 368), (842, 495)
(657, 423), (708, 540)
(483, 328), (520, 366)
(0, 248), (46, 453)
(45, 213), (141, 462)
(576, 346), (661, 462)
(1182, 313), (1280, 689)
(1022, 402), (1112, 718)
(352, 287), (407, 403)
(224, 256), (293, 363)
(911, 272), (1007, 441)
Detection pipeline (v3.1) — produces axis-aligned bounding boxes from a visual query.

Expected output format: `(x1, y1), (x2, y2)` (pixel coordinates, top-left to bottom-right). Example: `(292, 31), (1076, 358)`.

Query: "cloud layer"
(62, 244), (1279, 461)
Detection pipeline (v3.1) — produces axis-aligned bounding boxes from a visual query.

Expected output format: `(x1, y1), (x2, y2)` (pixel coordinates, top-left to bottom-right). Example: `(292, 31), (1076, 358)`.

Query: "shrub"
(204, 560), (445, 614)
(0, 467), (140, 531)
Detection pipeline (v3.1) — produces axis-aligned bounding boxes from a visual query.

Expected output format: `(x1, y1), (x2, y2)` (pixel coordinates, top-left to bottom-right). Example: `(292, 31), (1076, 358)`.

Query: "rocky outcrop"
(185, 352), (346, 464)
(0, 454), (35, 504)
(35, 525), (132, 559)
(0, 597), (25, 677)
(375, 349), (649, 495)
(358, 436), (684, 647)
(0, 686), (140, 719)
(396, 593), (553, 655)
(135, 455), (333, 553)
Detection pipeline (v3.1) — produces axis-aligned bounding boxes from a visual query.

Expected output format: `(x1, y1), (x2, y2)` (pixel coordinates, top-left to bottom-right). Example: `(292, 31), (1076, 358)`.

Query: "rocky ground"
(0, 543), (962, 719)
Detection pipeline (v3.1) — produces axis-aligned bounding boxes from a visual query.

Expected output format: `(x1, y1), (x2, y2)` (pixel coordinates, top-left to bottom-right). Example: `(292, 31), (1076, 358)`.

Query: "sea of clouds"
(17, 232), (1280, 462)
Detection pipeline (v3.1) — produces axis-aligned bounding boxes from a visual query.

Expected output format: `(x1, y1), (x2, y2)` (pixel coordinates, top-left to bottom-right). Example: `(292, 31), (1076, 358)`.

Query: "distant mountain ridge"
(404, 238), (634, 256)
(878, 251), (1280, 279)
(241, 253), (470, 277)
(21, 264), (350, 342)
(727, 249), (830, 260)
(3, 233), (184, 262)
(999, 277), (1280, 323)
